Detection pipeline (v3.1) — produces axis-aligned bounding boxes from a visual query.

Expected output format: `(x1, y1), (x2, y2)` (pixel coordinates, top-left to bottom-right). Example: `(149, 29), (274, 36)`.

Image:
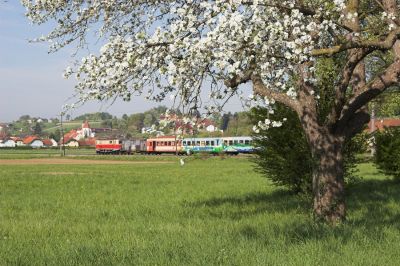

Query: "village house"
(200, 118), (218, 132)
(368, 118), (400, 133)
(78, 138), (96, 147)
(64, 139), (79, 147)
(23, 136), (44, 148)
(0, 138), (16, 148)
(61, 121), (95, 144)
(42, 139), (58, 147)
(10, 137), (24, 146)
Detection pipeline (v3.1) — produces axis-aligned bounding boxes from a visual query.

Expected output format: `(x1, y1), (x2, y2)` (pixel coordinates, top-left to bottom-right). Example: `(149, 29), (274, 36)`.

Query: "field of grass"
(0, 148), (95, 159)
(0, 157), (399, 265)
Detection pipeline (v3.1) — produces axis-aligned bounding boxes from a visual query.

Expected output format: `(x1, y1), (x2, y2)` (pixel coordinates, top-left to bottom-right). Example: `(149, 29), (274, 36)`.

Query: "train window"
(183, 141), (186, 145)
(239, 140), (244, 144)
(211, 141), (215, 146)
(234, 140), (238, 144)
(224, 140), (228, 145)
(168, 141), (171, 146)
(206, 141), (210, 146)
(196, 141), (200, 145)
(109, 141), (112, 144)
(229, 140), (233, 145)
(245, 140), (250, 145)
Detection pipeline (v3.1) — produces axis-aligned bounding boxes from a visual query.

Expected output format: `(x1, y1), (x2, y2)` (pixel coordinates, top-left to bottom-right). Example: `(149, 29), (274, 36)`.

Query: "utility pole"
(60, 112), (65, 157)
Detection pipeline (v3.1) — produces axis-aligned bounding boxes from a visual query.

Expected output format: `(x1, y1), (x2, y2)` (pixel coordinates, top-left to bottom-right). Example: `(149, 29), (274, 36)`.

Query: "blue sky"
(0, 2), (247, 122)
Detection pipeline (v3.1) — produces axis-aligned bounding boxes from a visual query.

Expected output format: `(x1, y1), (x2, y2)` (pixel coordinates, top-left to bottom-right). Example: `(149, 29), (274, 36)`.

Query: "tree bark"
(311, 133), (346, 225)
(301, 109), (346, 225)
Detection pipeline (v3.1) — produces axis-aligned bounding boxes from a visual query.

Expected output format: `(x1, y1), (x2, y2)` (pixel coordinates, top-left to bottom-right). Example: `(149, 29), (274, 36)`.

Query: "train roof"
(221, 136), (252, 140)
(147, 136), (177, 140)
(182, 137), (222, 141)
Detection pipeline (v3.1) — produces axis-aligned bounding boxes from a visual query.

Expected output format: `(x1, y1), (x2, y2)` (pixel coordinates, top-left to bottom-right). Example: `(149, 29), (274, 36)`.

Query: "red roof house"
(368, 118), (400, 132)
(78, 138), (96, 147)
(23, 135), (40, 145)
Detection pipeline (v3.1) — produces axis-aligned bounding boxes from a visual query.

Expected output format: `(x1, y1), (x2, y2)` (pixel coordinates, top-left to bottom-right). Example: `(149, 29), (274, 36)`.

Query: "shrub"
(249, 104), (366, 195)
(375, 127), (400, 179)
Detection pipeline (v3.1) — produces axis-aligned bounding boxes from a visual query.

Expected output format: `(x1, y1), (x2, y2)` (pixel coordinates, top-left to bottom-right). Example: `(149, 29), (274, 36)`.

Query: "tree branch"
(336, 59), (400, 130)
(311, 28), (400, 56)
(327, 49), (372, 127)
(224, 69), (253, 88)
(251, 74), (301, 114)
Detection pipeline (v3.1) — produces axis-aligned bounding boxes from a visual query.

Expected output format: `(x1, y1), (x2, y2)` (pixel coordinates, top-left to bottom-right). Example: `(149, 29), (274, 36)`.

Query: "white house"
(65, 139), (79, 147)
(31, 140), (44, 148)
(10, 137), (24, 146)
(23, 136), (44, 148)
(43, 139), (58, 147)
(0, 139), (16, 148)
(74, 121), (95, 140)
(206, 124), (217, 132)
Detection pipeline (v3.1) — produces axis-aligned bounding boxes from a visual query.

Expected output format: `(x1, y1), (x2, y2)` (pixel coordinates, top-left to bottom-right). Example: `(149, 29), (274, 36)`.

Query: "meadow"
(0, 156), (399, 265)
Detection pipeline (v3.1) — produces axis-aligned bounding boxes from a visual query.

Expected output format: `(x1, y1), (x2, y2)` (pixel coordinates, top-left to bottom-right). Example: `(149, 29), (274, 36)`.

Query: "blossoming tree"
(22, 0), (400, 224)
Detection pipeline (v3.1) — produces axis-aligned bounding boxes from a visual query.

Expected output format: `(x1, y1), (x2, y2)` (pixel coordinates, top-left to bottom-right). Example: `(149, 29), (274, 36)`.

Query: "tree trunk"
(311, 134), (346, 225)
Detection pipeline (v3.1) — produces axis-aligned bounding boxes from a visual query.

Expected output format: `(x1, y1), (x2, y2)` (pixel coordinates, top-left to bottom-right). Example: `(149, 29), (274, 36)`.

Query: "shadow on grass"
(186, 178), (400, 243)
(186, 189), (310, 220)
(347, 178), (400, 229)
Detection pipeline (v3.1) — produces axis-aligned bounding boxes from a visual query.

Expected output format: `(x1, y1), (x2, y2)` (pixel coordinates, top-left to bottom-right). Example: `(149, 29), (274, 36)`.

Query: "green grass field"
(0, 149), (95, 159)
(0, 157), (399, 265)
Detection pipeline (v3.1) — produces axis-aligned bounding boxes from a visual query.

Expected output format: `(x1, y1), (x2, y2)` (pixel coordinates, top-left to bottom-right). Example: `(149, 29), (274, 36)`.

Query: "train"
(95, 136), (254, 155)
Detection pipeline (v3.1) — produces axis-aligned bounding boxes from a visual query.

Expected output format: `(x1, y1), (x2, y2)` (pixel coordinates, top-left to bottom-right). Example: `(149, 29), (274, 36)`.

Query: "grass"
(0, 157), (399, 265)
(0, 149), (95, 159)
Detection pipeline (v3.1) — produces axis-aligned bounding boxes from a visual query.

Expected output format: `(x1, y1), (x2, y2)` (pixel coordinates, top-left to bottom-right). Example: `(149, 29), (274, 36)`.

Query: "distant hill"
(73, 112), (113, 121)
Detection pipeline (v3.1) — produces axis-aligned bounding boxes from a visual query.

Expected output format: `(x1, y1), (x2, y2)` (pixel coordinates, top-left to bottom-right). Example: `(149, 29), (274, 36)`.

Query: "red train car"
(146, 136), (183, 154)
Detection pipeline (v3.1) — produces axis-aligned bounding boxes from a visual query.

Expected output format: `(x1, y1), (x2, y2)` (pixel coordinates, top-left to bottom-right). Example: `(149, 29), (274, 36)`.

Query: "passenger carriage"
(145, 136), (183, 154)
(221, 136), (254, 154)
(182, 137), (224, 155)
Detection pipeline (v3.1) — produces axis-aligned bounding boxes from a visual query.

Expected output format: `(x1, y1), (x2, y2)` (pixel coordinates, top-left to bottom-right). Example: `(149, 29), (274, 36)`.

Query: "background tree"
(49, 129), (61, 142)
(371, 90), (400, 117)
(23, 0), (400, 224)
(375, 127), (400, 179)
(220, 113), (231, 132)
(33, 122), (42, 136)
(19, 115), (30, 121)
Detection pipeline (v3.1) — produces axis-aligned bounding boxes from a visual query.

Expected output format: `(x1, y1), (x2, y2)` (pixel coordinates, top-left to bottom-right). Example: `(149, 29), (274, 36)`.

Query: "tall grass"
(0, 158), (399, 265)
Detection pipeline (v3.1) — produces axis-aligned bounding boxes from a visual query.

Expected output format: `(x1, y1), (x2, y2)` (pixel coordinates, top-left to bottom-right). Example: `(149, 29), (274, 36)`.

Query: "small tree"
(250, 104), (365, 195)
(251, 104), (313, 194)
(33, 122), (42, 135)
(375, 127), (400, 179)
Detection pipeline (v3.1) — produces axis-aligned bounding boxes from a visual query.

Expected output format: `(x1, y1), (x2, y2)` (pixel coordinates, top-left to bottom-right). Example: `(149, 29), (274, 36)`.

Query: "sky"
(0, 2), (247, 122)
